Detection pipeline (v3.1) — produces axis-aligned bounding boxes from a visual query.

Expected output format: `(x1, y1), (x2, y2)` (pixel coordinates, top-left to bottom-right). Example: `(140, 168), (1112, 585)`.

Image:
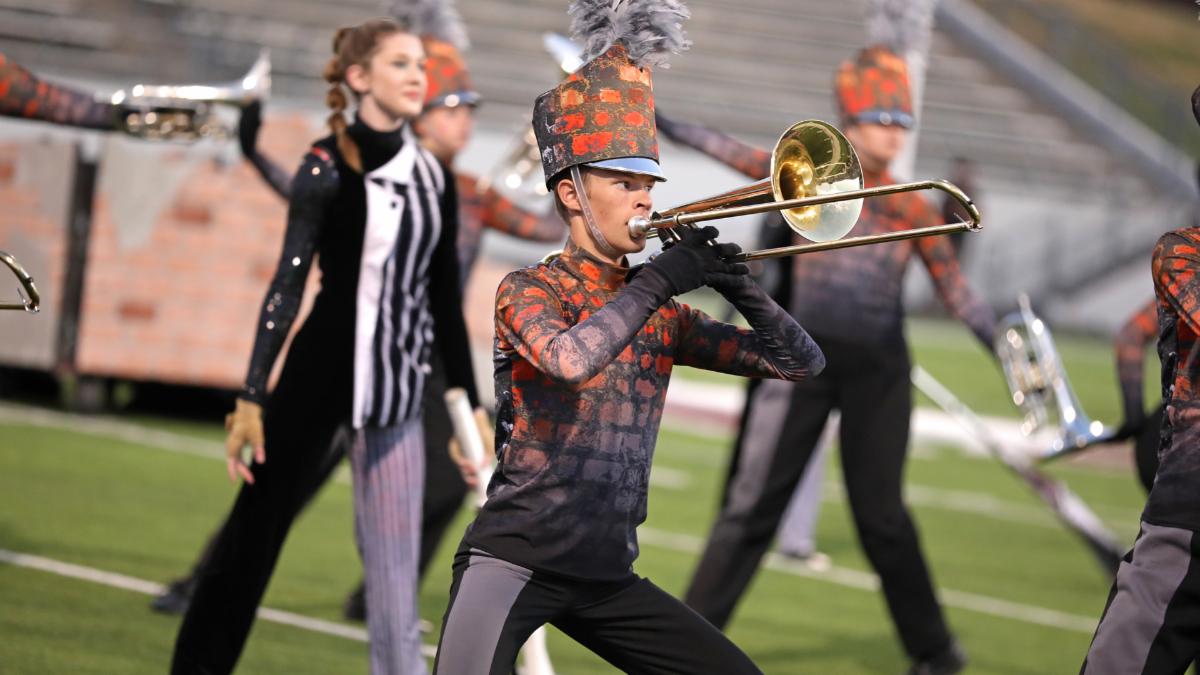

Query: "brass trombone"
(628, 120), (981, 261)
(0, 250), (40, 313)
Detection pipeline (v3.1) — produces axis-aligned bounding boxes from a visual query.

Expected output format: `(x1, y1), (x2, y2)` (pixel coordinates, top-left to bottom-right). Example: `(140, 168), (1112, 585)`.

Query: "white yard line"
(0, 402), (1108, 634)
(637, 528), (1100, 633)
(0, 548), (441, 656)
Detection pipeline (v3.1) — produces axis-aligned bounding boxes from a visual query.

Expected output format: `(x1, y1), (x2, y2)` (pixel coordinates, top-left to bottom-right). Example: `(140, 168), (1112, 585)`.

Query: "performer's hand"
(447, 408), (495, 490)
(702, 240), (751, 292)
(1109, 416), (1146, 443)
(224, 399), (265, 484)
(648, 226), (723, 296)
(237, 100), (264, 159)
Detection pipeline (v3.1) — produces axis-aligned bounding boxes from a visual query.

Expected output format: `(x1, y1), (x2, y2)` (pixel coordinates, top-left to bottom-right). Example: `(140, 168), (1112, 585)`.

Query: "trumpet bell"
(771, 120), (863, 242)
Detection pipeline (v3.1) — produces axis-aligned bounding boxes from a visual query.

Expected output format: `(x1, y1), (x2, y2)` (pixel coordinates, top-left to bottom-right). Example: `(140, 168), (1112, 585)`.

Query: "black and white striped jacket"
(241, 117), (479, 429)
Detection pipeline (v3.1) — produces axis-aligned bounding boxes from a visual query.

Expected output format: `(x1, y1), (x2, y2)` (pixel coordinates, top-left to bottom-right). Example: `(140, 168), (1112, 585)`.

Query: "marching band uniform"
(1082, 226), (1200, 674)
(433, 2), (824, 671)
(0, 52), (117, 128)
(1114, 298), (1165, 492)
(661, 47), (994, 674)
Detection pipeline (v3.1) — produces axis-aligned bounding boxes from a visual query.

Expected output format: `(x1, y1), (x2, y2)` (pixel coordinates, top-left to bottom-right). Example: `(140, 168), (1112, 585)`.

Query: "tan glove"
(224, 399), (265, 484)
(448, 407), (495, 489)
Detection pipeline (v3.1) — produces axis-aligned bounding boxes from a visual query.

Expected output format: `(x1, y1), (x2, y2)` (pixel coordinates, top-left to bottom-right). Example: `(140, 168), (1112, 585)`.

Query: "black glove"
(237, 100), (263, 159)
(646, 226), (744, 296)
(704, 240), (750, 293)
(1110, 416), (1147, 443)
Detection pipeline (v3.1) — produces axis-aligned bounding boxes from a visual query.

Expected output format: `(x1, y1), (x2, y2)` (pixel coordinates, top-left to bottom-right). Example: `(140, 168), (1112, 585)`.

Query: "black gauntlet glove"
(645, 226), (747, 296)
(237, 100), (263, 159)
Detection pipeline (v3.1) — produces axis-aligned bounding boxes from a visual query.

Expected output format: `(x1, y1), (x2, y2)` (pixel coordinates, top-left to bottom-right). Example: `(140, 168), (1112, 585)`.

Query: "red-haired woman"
(172, 18), (481, 675)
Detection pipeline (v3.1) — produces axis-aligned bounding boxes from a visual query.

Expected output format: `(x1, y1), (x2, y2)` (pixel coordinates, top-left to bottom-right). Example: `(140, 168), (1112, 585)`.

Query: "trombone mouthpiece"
(628, 216), (651, 238)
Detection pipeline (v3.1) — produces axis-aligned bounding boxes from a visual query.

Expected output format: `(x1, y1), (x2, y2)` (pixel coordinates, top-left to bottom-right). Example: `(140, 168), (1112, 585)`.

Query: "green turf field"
(0, 319), (1153, 674)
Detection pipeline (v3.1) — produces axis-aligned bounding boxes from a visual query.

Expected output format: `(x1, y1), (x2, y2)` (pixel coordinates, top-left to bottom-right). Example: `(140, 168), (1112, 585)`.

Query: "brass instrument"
(110, 50), (271, 141)
(995, 294), (1109, 461)
(0, 250), (40, 313)
(627, 120), (981, 261)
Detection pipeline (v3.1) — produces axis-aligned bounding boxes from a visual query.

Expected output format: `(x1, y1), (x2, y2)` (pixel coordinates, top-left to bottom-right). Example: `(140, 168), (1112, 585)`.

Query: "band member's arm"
(1114, 298), (1158, 427)
(911, 196), (996, 349)
(240, 149), (337, 402)
(1153, 232), (1200, 337)
(430, 169), (481, 406)
(238, 101), (294, 200)
(496, 233), (722, 385)
(477, 181), (563, 242)
(674, 278), (825, 381)
(654, 110), (771, 180)
(0, 53), (117, 130)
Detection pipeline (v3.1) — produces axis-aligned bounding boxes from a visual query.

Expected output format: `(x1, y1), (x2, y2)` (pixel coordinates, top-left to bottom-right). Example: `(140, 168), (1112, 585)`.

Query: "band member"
(1113, 298), (1164, 492)
(432, 2), (825, 672)
(658, 46), (996, 675)
(0, 52), (120, 129)
(150, 3), (564, 621)
(171, 17), (485, 675)
(1081, 87), (1200, 674)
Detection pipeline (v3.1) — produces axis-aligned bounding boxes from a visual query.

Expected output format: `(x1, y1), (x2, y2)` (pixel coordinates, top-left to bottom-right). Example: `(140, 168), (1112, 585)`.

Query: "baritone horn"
(110, 50), (271, 141)
(628, 120), (981, 261)
(0, 250), (40, 313)
(995, 293), (1110, 461)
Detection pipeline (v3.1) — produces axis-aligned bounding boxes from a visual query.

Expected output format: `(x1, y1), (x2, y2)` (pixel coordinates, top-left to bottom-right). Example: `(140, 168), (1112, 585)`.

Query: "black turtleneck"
(240, 115), (478, 429)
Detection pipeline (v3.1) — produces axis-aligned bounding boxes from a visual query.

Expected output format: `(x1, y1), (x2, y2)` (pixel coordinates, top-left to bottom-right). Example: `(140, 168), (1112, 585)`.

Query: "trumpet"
(995, 294), (1110, 461)
(627, 120), (981, 261)
(110, 50), (270, 141)
(0, 250), (40, 313)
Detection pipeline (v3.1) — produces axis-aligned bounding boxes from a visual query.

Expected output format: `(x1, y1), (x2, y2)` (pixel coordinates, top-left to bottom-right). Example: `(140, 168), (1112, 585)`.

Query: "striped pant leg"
(1082, 522), (1200, 674)
(351, 419), (427, 675)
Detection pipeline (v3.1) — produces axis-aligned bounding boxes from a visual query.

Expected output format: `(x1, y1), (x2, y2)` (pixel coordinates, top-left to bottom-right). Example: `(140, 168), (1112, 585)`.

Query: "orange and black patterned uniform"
(0, 52), (116, 129)
(1081, 227), (1200, 674)
(1146, 228), (1200, 528)
(1115, 298), (1163, 491)
(659, 113), (994, 663)
(454, 174), (561, 287)
(463, 240), (823, 580)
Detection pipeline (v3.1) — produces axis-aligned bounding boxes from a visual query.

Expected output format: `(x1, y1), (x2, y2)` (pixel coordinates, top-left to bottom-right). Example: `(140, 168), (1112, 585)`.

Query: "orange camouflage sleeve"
(655, 110), (771, 180)
(1153, 233), (1200, 337)
(480, 185), (564, 242)
(911, 193), (997, 350)
(495, 268), (673, 386)
(0, 52), (116, 129)
(1114, 298), (1159, 424)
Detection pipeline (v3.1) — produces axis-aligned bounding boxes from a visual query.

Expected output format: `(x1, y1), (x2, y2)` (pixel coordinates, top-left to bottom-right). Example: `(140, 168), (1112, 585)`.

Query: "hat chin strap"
(571, 164), (621, 260)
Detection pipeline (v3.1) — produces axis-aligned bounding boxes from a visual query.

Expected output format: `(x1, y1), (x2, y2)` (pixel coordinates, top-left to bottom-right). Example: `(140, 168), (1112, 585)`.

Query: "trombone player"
(661, 46), (995, 675)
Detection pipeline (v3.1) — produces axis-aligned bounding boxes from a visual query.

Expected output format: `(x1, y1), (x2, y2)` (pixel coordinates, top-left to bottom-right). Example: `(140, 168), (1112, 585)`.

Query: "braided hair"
(323, 17), (408, 172)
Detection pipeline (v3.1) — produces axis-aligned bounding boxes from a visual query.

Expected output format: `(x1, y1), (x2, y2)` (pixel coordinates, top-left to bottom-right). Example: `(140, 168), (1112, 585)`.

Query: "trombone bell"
(769, 120), (863, 242)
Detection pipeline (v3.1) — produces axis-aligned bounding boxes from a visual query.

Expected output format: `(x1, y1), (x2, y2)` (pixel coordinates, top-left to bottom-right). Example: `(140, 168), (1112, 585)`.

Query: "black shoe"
(905, 641), (967, 675)
(342, 583), (367, 622)
(150, 577), (195, 615)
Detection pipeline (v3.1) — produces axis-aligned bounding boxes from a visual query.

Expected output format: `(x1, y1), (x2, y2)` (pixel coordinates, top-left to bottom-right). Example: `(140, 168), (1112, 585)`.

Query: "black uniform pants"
(433, 546), (761, 675)
(170, 359), (467, 584)
(683, 338), (953, 661)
